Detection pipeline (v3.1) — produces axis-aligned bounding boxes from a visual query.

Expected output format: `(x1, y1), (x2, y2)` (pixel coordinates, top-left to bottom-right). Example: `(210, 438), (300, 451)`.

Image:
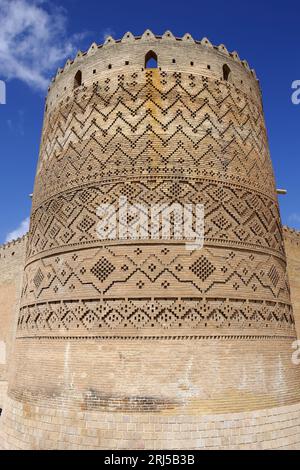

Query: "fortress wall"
(284, 227), (300, 339)
(0, 236), (27, 408)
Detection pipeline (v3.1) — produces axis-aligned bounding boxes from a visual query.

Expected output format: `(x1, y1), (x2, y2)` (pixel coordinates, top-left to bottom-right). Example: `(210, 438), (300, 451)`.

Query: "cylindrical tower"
(1, 30), (300, 449)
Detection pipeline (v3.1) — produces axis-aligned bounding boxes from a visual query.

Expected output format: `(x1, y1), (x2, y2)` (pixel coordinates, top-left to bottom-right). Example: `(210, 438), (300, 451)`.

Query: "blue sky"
(0, 0), (300, 243)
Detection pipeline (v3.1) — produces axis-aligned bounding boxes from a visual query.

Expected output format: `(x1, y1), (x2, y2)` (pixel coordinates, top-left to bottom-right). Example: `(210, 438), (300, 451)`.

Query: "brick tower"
(1, 30), (300, 449)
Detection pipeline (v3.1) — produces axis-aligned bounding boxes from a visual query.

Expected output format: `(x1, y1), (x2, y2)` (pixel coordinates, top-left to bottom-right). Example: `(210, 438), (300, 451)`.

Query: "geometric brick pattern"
(27, 180), (284, 257)
(18, 245), (293, 335)
(19, 69), (291, 339)
(33, 72), (275, 208)
(17, 298), (294, 336)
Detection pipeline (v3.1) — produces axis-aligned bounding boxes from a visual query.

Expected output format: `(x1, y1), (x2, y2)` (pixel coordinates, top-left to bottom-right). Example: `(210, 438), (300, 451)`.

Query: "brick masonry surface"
(1, 31), (300, 449)
(0, 397), (300, 449)
(0, 236), (27, 409)
(284, 227), (300, 339)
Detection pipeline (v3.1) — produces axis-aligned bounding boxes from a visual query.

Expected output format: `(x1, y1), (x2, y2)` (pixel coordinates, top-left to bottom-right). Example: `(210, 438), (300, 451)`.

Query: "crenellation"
(121, 32), (135, 43)
(141, 29), (156, 40)
(87, 42), (98, 55)
(217, 44), (230, 55)
(162, 30), (176, 41)
(74, 50), (84, 61)
(201, 37), (213, 47)
(283, 225), (300, 243)
(241, 59), (250, 71)
(0, 234), (28, 256)
(182, 33), (195, 42)
(104, 35), (116, 46)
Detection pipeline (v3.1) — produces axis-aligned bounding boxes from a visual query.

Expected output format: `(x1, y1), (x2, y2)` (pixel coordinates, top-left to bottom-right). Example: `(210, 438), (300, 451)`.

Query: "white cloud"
(5, 217), (30, 242)
(0, 0), (83, 90)
(288, 213), (300, 225)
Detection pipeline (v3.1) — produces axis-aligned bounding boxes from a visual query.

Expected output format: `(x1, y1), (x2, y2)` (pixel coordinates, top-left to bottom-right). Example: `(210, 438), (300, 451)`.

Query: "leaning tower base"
(1, 396), (300, 450)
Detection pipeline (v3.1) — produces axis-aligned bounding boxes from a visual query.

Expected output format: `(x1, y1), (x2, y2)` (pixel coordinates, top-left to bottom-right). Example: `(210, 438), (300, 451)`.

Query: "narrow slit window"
(223, 64), (231, 81)
(74, 70), (82, 89)
(145, 50), (158, 68)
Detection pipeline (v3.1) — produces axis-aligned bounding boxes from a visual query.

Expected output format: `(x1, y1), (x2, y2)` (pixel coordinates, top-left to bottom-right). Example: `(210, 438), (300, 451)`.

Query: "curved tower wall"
(1, 31), (300, 449)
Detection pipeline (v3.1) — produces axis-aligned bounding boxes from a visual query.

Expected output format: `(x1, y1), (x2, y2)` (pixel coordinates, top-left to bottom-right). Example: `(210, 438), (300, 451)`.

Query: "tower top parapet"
(51, 30), (257, 82)
(46, 29), (260, 109)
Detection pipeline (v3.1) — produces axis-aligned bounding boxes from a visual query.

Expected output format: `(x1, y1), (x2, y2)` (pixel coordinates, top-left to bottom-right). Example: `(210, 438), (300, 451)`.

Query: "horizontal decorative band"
(16, 334), (297, 341)
(17, 297), (295, 336)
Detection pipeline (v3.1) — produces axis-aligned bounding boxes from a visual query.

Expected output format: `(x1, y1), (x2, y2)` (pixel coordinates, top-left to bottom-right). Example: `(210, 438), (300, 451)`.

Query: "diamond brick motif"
(77, 215), (95, 232)
(91, 257), (115, 282)
(190, 256), (215, 281)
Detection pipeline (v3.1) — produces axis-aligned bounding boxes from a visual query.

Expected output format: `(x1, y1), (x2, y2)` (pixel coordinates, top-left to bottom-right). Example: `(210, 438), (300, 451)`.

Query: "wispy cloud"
(288, 213), (300, 227)
(5, 217), (29, 242)
(0, 0), (84, 90)
(6, 109), (25, 135)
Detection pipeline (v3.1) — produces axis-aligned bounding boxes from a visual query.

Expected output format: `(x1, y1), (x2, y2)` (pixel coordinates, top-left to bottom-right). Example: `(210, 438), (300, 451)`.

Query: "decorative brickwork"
(21, 67), (290, 338)
(1, 31), (300, 449)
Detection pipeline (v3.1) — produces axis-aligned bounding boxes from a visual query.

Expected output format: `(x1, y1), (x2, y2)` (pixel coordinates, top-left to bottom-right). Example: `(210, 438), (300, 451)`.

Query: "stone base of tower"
(0, 396), (300, 449)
